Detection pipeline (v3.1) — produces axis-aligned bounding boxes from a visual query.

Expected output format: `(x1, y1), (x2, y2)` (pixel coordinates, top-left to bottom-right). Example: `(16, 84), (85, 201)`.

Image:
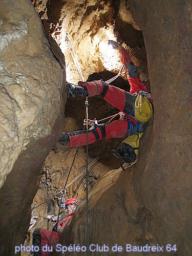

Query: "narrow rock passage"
(0, 1), (191, 256)
(26, 1), (150, 255)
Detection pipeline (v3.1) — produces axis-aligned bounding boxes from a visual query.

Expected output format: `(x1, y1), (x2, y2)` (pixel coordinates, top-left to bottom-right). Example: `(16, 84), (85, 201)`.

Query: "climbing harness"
(83, 113), (119, 127)
(83, 111), (125, 129)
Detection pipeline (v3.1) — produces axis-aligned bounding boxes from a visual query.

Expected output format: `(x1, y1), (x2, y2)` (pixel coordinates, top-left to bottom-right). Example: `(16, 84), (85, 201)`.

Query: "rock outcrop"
(0, 0), (65, 254)
(68, 1), (192, 256)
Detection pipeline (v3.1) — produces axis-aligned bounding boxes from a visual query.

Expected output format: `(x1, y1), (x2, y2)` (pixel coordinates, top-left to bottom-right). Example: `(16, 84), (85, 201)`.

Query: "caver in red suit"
(32, 228), (60, 256)
(108, 40), (149, 94)
(59, 79), (144, 148)
(59, 41), (152, 149)
(32, 198), (77, 256)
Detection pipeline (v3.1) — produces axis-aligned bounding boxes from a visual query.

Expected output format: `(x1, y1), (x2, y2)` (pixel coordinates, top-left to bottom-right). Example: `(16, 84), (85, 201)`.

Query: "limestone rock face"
(33, 0), (117, 83)
(0, 0), (64, 188)
(0, 0), (65, 254)
(33, 0), (145, 85)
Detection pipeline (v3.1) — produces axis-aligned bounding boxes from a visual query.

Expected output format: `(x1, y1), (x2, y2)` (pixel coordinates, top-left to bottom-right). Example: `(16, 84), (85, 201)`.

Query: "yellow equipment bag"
(135, 93), (153, 123)
(123, 133), (143, 156)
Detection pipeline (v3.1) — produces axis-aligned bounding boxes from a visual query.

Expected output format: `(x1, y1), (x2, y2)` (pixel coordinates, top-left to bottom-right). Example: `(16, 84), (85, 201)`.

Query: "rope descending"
(55, 149), (79, 230)
(105, 64), (124, 84)
(66, 33), (90, 249)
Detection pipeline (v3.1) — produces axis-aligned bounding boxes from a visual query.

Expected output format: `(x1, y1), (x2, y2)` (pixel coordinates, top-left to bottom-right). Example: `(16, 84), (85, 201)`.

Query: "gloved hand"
(108, 40), (120, 49)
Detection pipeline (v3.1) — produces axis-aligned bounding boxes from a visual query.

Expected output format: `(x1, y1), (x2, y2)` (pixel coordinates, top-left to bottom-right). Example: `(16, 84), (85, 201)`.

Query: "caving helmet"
(65, 197), (78, 207)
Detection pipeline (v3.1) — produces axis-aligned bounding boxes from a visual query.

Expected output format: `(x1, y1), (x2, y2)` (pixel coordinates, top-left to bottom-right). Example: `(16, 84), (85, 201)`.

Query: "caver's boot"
(112, 121), (146, 170)
(58, 132), (70, 146)
(112, 143), (137, 169)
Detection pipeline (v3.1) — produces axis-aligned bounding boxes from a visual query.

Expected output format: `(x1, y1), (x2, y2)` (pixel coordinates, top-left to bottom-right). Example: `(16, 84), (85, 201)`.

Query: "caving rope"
(105, 64), (124, 84)
(65, 34), (126, 248)
(31, 155), (78, 245)
(55, 148), (79, 230)
(66, 33), (90, 248)
(52, 158), (98, 197)
(37, 149), (79, 248)
(72, 158), (99, 197)
(45, 169), (50, 229)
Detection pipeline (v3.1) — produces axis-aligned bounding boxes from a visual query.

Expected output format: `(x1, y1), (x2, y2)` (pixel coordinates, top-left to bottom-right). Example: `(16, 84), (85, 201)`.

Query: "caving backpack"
(134, 91), (153, 123)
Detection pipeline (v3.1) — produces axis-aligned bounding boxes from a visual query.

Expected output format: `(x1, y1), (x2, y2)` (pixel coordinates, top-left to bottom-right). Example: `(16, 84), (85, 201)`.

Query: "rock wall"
(130, 0), (192, 254)
(1, 0), (191, 255)
(68, 1), (192, 256)
(0, 0), (64, 189)
(32, 0), (145, 84)
(33, 0), (115, 83)
(0, 0), (65, 254)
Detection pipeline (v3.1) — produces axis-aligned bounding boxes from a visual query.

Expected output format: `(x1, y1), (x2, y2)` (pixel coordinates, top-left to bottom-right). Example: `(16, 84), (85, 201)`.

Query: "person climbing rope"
(32, 197), (78, 256)
(107, 40), (153, 167)
(53, 197), (78, 232)
(59, 40), (153, 168)
(59, 77), (148, 159)
(108, 40), (149, 93)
